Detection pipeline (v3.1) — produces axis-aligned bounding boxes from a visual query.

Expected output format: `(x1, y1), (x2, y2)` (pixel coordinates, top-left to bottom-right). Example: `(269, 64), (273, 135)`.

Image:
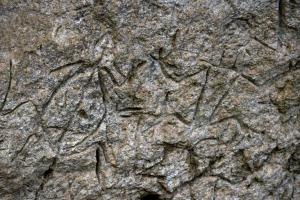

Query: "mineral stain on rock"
(0, 0), (299, 200)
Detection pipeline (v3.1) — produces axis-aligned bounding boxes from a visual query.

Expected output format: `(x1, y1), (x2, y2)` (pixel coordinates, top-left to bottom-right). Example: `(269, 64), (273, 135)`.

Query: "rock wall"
(0, 0), (299, 199)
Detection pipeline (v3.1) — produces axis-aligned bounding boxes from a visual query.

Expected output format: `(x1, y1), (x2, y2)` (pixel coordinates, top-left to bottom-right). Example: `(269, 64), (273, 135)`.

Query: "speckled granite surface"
(0, 0), (299, 199)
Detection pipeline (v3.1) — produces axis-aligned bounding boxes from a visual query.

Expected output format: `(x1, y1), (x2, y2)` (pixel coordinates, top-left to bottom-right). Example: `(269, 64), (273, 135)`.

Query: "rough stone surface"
(0, 0), (300, 199)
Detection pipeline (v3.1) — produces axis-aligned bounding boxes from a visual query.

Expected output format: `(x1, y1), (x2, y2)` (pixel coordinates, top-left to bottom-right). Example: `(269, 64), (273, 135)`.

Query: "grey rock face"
(0, 0), (299, 199)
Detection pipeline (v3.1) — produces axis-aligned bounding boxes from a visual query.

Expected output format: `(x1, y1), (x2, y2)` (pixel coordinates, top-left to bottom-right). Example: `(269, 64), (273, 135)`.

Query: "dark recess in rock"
(141, 193), (161, 200)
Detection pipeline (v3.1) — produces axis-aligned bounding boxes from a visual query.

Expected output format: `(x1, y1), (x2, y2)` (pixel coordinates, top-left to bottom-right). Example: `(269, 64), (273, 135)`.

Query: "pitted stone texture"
(0, 0), (299, 199)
